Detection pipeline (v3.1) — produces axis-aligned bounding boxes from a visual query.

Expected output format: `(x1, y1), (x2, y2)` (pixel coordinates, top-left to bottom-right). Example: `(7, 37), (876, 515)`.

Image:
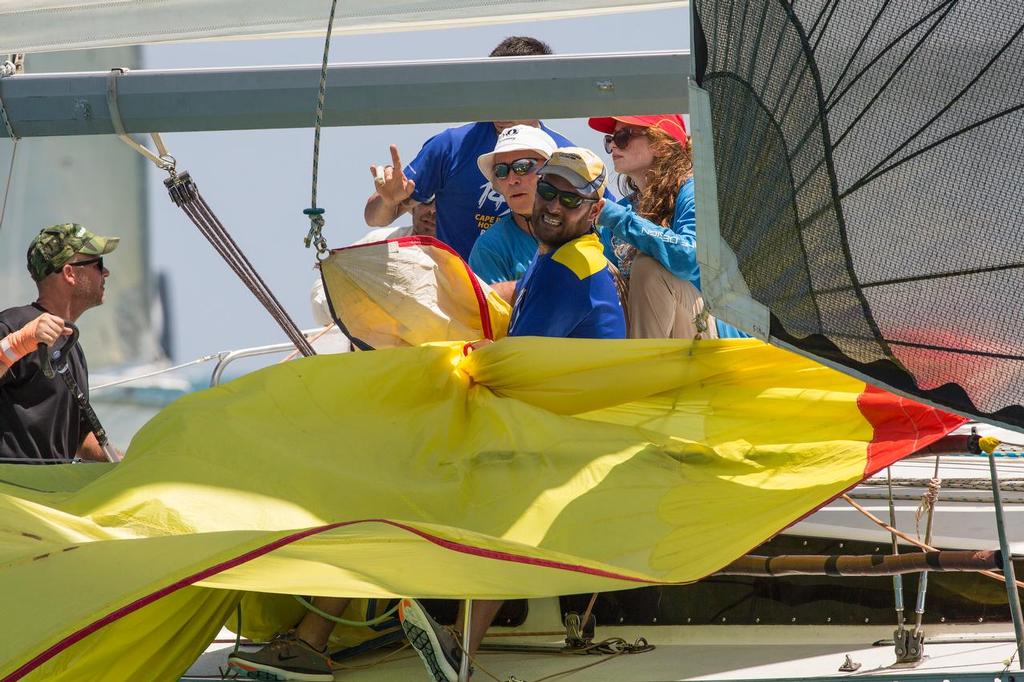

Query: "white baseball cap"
(477, 125), (558, 183)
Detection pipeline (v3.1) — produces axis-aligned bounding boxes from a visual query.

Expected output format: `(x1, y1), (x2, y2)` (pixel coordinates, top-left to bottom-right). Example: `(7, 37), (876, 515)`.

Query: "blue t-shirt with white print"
(404, 121), (573, 261)
(468, 213), (538, 284)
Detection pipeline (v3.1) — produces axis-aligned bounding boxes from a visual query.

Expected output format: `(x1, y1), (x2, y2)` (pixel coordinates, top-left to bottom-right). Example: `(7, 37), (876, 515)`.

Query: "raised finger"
(389, 144), (403, 172)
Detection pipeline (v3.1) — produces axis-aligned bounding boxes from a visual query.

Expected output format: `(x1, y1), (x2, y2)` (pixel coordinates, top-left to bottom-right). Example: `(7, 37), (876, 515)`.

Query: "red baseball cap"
(587, 115), (687, 146)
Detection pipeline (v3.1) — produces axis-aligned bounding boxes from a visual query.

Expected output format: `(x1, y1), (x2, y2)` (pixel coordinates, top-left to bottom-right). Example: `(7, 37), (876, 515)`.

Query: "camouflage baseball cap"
(26, 223), (119, 282)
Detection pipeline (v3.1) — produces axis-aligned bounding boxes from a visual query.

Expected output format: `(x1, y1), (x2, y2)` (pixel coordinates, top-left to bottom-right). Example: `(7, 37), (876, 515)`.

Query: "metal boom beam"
(0, 51), (689, 139)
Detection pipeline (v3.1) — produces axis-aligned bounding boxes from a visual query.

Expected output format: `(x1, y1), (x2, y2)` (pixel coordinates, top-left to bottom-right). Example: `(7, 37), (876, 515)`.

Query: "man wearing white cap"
(468, 124), (557, 299)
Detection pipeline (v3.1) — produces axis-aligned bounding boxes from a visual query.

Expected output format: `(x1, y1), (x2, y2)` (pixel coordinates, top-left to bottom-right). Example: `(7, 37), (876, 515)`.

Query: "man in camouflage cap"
(0, 223), (120, 463)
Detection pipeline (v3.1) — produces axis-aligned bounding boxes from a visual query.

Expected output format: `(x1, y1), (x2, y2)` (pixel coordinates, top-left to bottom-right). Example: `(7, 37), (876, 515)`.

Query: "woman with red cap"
(588, 114), (744, 339)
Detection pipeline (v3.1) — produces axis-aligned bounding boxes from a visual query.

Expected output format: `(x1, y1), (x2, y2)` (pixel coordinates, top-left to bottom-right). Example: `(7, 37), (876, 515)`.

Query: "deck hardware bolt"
(73, 99), (91, 120)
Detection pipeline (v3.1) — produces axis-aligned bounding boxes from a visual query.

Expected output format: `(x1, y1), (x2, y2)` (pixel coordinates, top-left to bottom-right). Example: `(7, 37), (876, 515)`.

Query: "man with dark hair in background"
(488, 35), (552, 56)
(364, 36), (581, 262)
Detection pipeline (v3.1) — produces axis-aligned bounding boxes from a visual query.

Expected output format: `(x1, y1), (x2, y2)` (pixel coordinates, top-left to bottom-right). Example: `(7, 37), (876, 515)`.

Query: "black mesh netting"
(693, 0), (1024, 429)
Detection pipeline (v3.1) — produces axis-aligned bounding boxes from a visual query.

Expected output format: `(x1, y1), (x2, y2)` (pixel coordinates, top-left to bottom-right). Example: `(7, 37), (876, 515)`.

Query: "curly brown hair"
(618, 127), (693, 227)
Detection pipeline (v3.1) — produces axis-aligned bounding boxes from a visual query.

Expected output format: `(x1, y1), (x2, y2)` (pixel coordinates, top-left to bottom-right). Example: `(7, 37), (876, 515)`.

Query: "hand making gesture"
(370, 144), (416, 207)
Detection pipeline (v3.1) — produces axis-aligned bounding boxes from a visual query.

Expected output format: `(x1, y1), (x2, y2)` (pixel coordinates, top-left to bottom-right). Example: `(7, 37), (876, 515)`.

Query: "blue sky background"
(144, 8), (689, 366)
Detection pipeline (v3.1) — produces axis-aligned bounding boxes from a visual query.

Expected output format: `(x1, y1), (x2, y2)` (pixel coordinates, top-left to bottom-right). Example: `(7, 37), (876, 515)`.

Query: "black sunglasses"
(536, 181), (597, 210)
(603, 128), (640, 154)
(68, 256), (103, 271)
(493, 158), (540, 179)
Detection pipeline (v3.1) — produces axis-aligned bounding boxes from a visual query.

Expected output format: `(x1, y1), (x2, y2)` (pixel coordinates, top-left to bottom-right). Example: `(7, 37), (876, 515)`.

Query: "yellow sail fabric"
(0, 338), (962, 680)
(320, 237), (511, 348)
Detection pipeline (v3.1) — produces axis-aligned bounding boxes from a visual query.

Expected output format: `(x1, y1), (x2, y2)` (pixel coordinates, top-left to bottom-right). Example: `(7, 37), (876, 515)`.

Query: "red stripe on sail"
(856, 384), (967, 476)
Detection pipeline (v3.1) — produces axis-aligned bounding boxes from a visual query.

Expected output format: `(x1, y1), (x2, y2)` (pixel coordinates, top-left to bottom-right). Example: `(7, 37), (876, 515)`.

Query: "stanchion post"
(460, 599), (473, 682)
(988, 450), (1024, 670)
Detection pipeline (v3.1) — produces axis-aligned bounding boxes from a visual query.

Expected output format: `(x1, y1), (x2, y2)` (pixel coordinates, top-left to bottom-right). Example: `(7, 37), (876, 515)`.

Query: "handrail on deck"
(209, 327), (332, 387)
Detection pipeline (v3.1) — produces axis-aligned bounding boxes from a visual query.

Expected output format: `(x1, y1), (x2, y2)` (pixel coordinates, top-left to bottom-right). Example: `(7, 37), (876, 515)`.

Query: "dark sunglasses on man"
(603, 127), (641, 154)
(493, 158), (540, 180)
(67, 256), (104, 271)
(536, 181), (598, 210)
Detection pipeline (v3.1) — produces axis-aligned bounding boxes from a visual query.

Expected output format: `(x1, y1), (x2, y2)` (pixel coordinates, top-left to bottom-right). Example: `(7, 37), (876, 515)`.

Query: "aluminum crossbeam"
(0, 51), (689, 138)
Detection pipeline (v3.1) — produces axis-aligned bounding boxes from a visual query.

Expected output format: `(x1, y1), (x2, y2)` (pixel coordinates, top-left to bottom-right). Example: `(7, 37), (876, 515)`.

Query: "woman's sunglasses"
(493, 158), (540, 179)
(68, 256), (104, 271)
(536, 181), (597, 210)
(603, 127), (640, 154)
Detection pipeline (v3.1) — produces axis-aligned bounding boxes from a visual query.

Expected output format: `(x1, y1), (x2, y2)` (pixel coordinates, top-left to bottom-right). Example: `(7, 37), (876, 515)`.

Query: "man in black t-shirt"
(0, 223), (120, 463)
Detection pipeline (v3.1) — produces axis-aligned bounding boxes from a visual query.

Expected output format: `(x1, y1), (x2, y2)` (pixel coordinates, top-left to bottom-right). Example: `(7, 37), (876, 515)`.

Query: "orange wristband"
(0, 319), (40, 369)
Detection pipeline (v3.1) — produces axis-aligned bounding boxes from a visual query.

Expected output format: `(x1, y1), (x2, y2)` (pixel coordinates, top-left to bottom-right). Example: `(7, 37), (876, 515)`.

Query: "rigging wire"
(841, 493), (1024, 590)
(90, 352), (225, 391)
(104, 66), (316, 357)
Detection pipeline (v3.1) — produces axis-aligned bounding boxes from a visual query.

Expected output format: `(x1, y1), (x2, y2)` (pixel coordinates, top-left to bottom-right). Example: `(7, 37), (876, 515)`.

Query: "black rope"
(830, 0), (959, 151)
(809, 0), (841, 54)
(849, 100), (1024, 197)
(824, 0), (956, 114)
(806, 0), (840, 44)
(823, 0), (894, 106)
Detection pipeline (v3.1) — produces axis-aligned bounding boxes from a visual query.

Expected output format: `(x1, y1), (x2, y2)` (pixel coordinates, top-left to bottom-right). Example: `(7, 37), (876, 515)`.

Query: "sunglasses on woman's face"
(493, 158), (540, 180)
(536, 181), (597, 210)
(603, 127), (640, 154)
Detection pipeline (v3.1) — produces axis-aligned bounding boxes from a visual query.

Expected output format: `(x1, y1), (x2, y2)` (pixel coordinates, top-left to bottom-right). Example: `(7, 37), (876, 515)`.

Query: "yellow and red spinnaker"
(0, 337), (963, 680)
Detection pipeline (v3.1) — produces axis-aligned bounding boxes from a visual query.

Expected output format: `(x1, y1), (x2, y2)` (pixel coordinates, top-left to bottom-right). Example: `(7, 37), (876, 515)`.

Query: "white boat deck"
(185, 623), (1023, 681)
(184, 592), (1024, 682)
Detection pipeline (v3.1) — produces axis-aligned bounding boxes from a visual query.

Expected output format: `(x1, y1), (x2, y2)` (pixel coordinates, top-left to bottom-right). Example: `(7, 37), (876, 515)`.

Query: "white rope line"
(0, 137), (16, 234)
(0, 57), (19, 235)
(91, 353), (224, 391)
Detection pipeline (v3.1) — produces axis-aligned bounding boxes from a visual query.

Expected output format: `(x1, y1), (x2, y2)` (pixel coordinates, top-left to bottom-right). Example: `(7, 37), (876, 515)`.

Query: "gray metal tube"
(888, 468), (906, 628)
(913, 456), (942, 635)
(0, 51), (689, 138)
(209, 328), (334, 386)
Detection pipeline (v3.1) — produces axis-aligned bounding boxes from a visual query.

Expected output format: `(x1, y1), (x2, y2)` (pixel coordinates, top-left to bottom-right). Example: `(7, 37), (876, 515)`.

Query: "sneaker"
(399, 598), (464, 682)
(226, 631), (334, 682)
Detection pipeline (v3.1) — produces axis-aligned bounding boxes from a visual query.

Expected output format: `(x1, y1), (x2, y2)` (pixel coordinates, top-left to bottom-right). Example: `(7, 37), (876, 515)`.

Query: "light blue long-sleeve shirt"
(598, 177), (748, 338)
(598, 178), (700, 288)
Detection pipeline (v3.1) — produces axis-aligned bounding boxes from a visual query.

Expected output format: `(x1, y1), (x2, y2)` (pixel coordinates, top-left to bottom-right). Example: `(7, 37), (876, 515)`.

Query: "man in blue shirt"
(508, 147), (626, 339)
(363, 37), (575, 261)
(395, 148), (627, 682)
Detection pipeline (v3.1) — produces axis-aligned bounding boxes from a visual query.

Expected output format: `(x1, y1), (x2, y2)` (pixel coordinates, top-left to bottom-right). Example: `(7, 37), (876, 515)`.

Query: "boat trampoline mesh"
(693, 0), (1024, 429)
